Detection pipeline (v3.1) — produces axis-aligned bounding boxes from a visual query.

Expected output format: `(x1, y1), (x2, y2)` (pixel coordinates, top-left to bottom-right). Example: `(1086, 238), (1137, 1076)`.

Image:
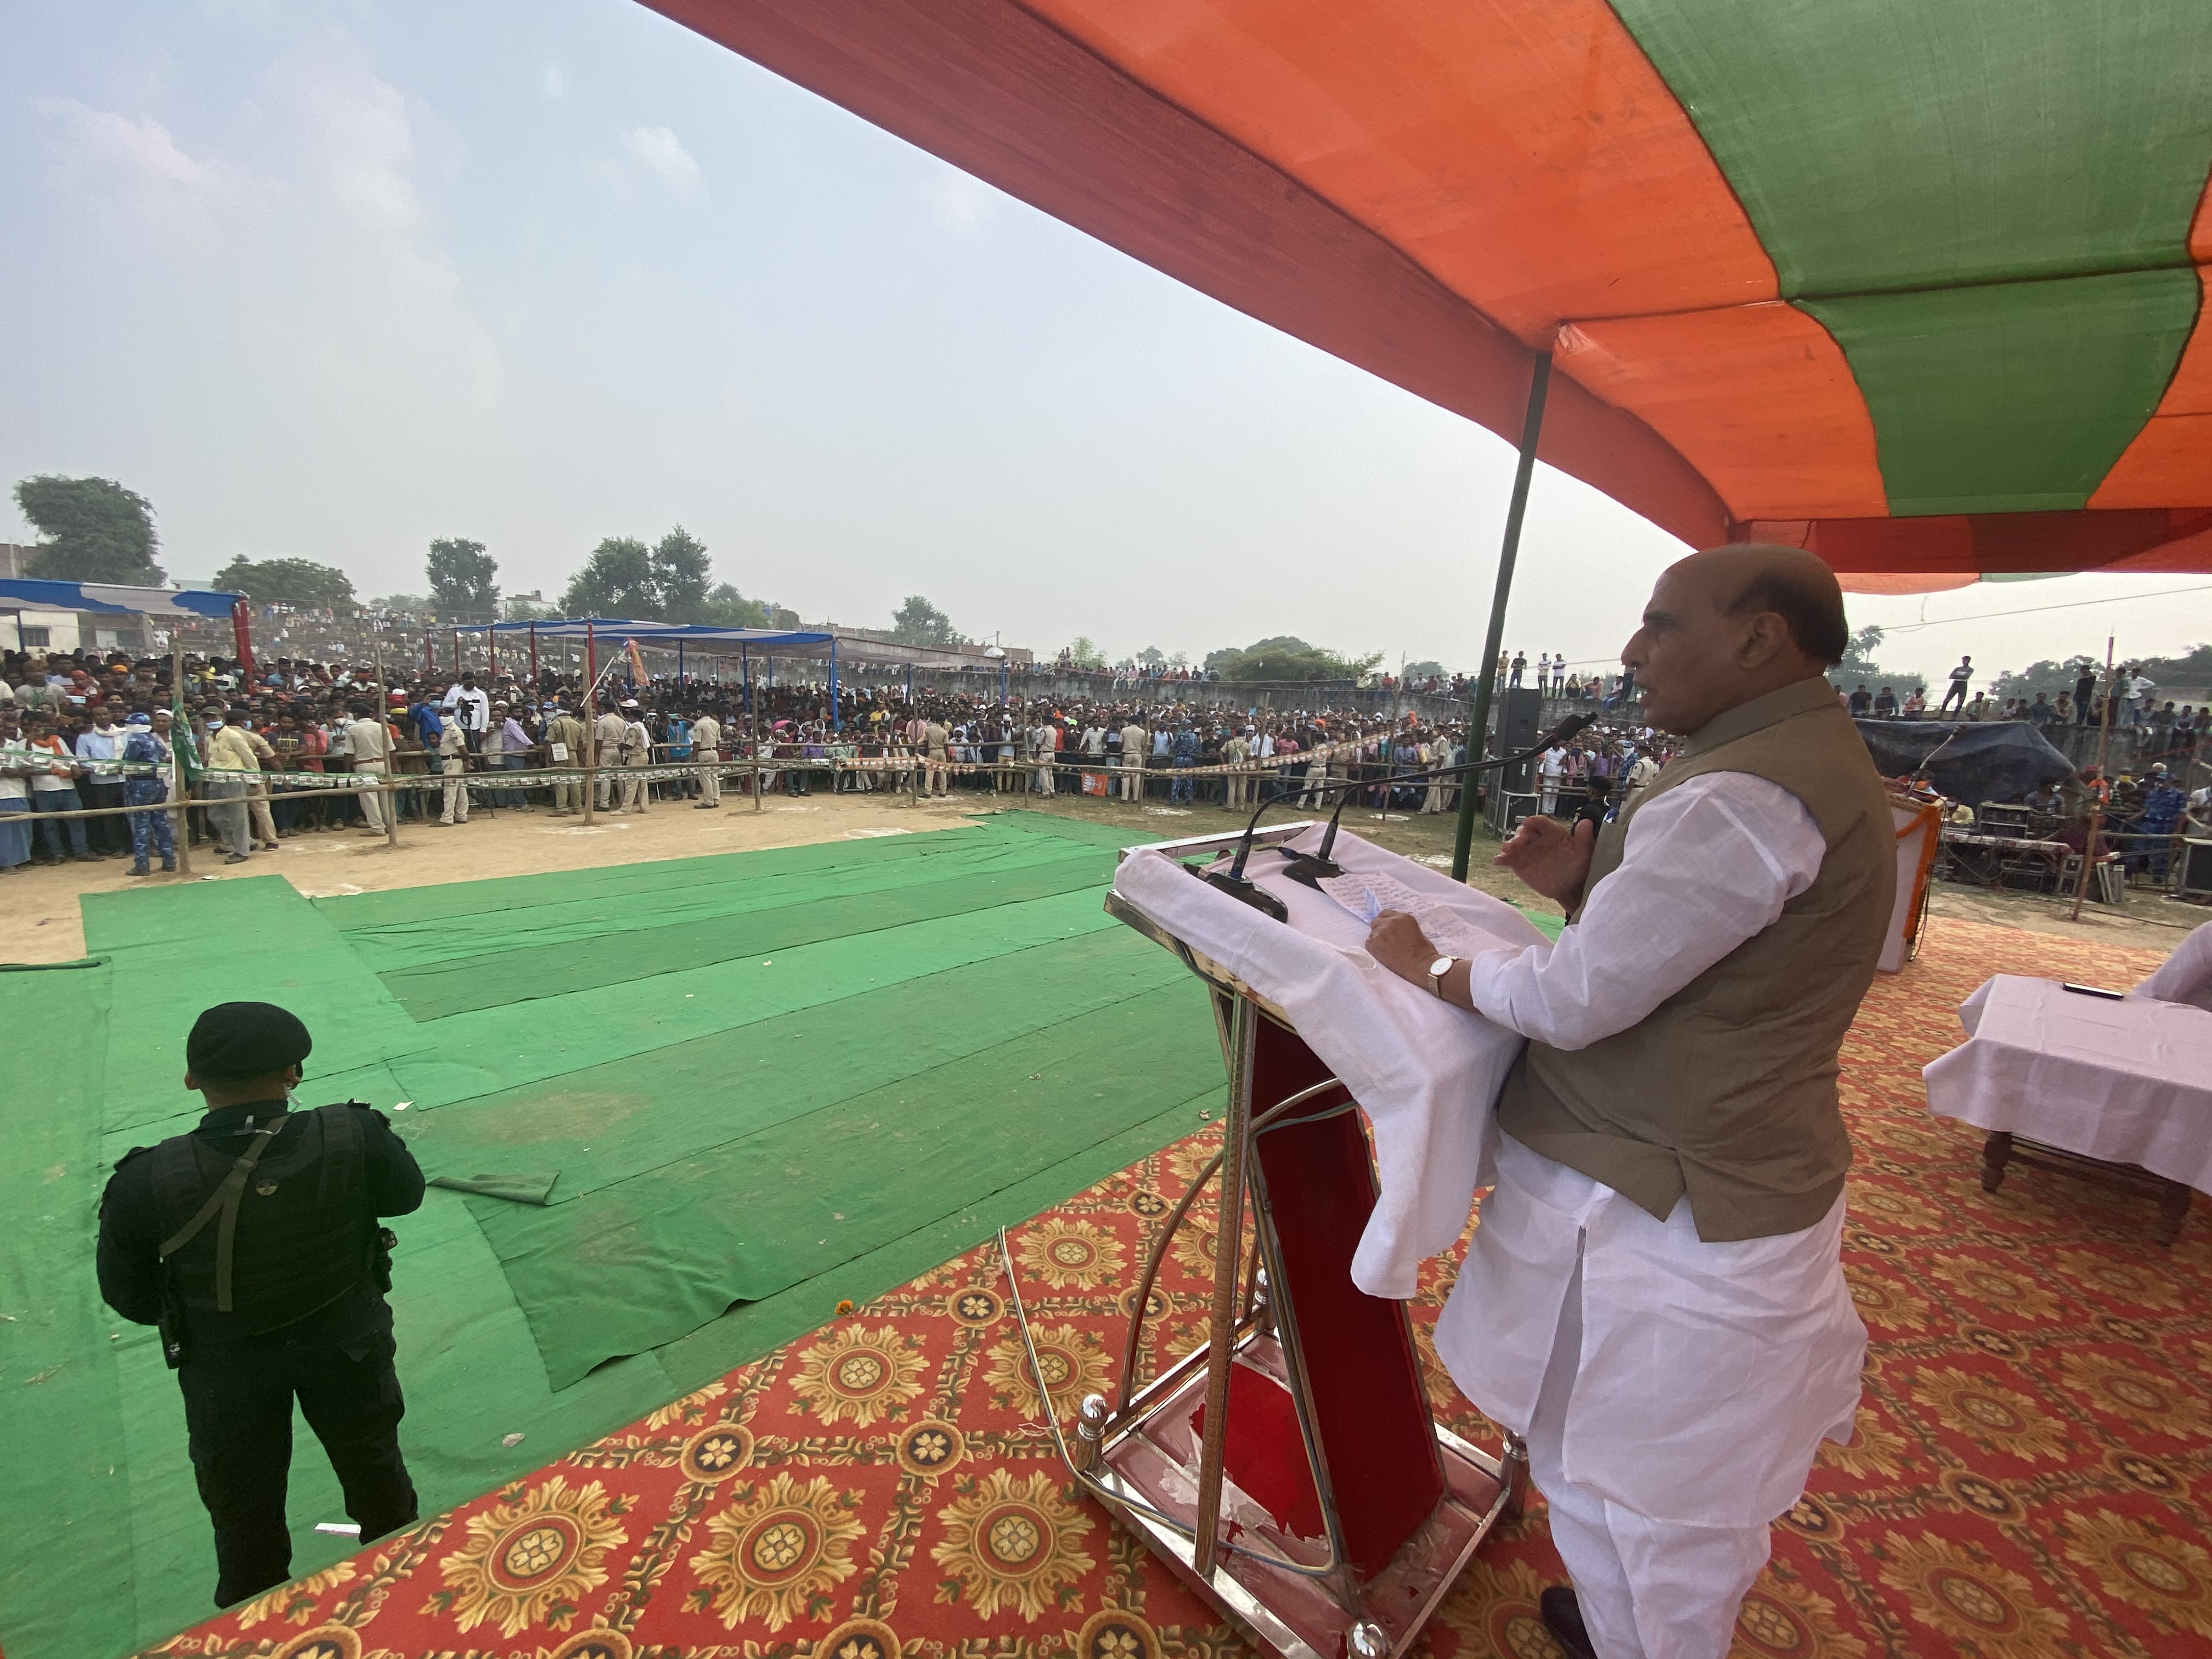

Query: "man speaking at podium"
(1368, 545), (1889, 1659)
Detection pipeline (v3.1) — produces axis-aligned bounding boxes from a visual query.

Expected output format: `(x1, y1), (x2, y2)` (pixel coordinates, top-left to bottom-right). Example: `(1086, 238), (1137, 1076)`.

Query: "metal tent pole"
(373, 637), (400, 849)
(1452, 350), (1553, 882)
(2070, 636), (2118, 921)
(583, 619), (598, 827)
(529, 623), (538, 692)
(170, 632), (193, 875)
(830, 639), (840, 732)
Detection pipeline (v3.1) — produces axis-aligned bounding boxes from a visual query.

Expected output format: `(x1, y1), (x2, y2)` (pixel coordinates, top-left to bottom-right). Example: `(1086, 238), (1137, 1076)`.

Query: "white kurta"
(1440, 770), (1868, 1532)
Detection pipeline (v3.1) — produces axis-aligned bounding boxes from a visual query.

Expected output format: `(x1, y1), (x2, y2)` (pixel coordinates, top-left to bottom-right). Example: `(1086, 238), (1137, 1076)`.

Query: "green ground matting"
(0, 812), (1232, 1659)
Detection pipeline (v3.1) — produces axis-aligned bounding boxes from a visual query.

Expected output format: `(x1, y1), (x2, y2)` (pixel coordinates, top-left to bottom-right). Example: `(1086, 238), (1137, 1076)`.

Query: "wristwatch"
(1426, 955), (1457, 997)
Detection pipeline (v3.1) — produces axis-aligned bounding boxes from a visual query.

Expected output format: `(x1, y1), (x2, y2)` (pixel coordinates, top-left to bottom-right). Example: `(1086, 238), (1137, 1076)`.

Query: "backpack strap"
(157, 1113), (288, 1313)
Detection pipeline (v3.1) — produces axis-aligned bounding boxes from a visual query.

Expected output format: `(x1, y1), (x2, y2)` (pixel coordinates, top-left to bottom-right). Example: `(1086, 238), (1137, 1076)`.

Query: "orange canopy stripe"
(642, 0), (2212, 578)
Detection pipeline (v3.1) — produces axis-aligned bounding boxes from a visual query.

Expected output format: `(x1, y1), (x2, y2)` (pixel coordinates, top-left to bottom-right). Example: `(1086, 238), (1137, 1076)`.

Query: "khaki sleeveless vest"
(1494, 677), (1894, 1240)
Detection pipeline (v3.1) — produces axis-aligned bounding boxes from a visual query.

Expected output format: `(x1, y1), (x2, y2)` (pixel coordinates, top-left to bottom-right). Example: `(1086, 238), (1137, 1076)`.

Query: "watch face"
(1429, 956), (1454, 977)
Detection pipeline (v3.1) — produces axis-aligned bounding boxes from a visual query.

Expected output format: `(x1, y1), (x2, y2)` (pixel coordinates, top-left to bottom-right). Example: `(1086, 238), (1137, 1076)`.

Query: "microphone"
(1302, 710), (1595, 881)
(1200, 712), (1597, 913)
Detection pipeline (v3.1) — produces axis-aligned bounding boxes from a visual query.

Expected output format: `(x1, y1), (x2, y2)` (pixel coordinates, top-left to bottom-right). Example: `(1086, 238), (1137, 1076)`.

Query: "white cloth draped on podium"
(1111, 827), (1544, 1297)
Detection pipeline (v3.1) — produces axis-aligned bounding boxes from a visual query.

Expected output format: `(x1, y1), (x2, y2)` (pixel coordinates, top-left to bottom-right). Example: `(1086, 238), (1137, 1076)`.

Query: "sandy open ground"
(1, 782), (2193, 964)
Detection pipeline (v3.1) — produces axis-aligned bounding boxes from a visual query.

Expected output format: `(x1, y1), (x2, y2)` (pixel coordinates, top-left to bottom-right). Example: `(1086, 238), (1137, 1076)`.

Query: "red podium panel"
(1248, 1023), (1446, 1576)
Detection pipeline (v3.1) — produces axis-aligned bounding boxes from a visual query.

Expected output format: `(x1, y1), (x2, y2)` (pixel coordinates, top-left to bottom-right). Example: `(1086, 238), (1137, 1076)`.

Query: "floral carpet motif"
(142, 917), (2212, 1659)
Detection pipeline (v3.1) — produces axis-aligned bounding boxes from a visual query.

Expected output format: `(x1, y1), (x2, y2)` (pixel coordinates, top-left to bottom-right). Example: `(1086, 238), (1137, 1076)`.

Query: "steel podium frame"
(1000, 824), (1525, 1659)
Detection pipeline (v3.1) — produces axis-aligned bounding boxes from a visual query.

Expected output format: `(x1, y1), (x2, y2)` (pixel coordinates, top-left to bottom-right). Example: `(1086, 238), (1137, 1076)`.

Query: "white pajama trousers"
(1526, 1253), (1771, 1659)
(1438, 1138), (1863, 1659)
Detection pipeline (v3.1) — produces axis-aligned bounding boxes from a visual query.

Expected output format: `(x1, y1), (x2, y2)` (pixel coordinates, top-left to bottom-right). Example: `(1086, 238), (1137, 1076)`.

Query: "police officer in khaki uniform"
(691, 710), (723, 807)
(436, 716), (471, 824)
(592, 703), (627, 809)
(97, 1002), (425, 1607)
(544, 704), (589, 815)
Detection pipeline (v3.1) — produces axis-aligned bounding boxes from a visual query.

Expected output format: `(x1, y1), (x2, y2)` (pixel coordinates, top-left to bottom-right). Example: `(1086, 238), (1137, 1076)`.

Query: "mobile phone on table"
(2060, 983), (2124, 1000)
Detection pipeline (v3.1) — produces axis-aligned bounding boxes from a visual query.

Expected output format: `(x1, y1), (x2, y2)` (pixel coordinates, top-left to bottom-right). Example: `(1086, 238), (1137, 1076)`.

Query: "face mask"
(205, 720), (224, 730)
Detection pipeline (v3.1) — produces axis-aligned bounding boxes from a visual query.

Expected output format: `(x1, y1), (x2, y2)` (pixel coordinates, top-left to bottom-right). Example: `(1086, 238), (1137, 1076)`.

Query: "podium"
(1006, 824), (1521, 1659)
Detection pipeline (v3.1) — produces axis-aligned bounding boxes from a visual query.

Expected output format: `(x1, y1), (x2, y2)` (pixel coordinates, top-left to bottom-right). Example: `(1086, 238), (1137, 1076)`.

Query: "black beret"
(187, 1002), (313, 1081)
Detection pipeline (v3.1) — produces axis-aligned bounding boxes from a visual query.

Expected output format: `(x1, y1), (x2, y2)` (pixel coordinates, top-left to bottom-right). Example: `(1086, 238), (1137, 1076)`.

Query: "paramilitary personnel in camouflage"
(97, 1001), (426, 1607)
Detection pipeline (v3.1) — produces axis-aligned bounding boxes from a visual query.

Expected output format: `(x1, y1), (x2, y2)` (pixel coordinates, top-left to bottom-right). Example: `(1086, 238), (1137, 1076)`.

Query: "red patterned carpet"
(144, 916), (2212, 1659)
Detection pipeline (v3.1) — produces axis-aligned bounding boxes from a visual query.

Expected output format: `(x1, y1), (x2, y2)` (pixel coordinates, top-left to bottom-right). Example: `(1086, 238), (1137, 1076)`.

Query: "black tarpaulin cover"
(1853, 719), (2073, 804)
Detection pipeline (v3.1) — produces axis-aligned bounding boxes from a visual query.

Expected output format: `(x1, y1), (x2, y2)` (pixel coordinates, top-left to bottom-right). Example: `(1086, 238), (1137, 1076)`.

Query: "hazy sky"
(7, 0), (2210, 687)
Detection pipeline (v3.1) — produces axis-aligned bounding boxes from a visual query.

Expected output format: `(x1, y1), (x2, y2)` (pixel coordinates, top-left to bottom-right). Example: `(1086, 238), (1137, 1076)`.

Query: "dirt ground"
(2, 780), (2194, 965)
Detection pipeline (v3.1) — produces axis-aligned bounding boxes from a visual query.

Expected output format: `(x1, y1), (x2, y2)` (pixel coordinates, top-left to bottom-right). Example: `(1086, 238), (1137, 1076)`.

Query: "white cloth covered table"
(1925, 974), (2212, 1194)
(1111, 826), (1544, 1297)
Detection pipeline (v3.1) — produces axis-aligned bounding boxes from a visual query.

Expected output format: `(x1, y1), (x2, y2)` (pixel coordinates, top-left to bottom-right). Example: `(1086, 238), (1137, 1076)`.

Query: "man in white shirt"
(441, 675), (491, 747)
(1938, 654), (1973, 715)
(0, 707), (35, 872)
(1537, 742), (1568, 815)
(74, 709), (131, 857)
(1369, 545), (1890, 1659)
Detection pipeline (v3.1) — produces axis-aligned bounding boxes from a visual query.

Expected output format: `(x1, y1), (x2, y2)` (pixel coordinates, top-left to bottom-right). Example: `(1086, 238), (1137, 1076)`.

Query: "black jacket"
(98, 1099), (424, 1336)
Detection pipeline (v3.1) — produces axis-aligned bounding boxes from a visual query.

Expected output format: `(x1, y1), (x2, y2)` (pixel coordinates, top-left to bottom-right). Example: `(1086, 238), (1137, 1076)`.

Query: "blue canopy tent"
(0, 578), (245, 656)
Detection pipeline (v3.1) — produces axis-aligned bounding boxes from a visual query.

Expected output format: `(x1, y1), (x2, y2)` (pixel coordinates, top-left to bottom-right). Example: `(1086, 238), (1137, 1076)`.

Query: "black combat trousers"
(178, 1312), (417, 1606)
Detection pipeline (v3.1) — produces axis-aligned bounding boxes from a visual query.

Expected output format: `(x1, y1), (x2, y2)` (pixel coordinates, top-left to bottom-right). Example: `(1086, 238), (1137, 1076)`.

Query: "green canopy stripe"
(1610, 0), (2212, 514)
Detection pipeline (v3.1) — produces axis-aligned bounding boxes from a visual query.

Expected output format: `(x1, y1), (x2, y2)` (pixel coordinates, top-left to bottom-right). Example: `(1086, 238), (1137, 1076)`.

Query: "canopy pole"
(487, 622), (496, 681)
(451, 628), (460, 679)
(583, 619), (598, 827)
(171, 631), (193, 877)
(372, 636), (399, 850)
(744, 645), (763, 814)
(1452, 350), (1553, 882)
(830, 640), (840, 732)
(678, 640), (685, 690)
(2070, 635), (2118, 921)
(529, 622), (538, 691)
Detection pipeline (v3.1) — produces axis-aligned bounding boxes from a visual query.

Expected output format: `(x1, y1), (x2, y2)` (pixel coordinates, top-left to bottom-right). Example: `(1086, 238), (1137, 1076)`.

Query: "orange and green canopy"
(647, 1), (2212, 589)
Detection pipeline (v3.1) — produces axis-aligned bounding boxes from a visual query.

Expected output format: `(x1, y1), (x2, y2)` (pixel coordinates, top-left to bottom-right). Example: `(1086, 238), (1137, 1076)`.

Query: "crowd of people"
(0, 644), (1686, 876)
(1841, 655), (2205, 740)
(12, 639), (2211, 899)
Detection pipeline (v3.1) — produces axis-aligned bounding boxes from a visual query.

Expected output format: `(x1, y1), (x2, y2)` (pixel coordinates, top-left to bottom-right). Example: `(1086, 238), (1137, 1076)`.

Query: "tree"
(503, 597), (562, 622)
(1990, 653), (2108, 703)
(1137, 646), (1167, 667)
(653, 527), (712, 620)
(1829, 623), (1926, 697)
(372, 592), (435, 618)
(696, 582), (771, 629)
(561, 537), (658, 618)
(13, 475), (162, 584)
(211, 556), (357, 611)
(891, 595), (965, 647)
(1208, 637), (1383, 684)
(1062, 636), (1106, 669)
(427, 538), (499, 621)
(1403, 659), (1446, 680)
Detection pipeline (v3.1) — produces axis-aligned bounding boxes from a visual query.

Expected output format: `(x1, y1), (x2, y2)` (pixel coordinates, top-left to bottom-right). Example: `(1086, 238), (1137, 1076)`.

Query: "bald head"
(1693, 544), (1850, 665)
(1621, 544), (1847, 735)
